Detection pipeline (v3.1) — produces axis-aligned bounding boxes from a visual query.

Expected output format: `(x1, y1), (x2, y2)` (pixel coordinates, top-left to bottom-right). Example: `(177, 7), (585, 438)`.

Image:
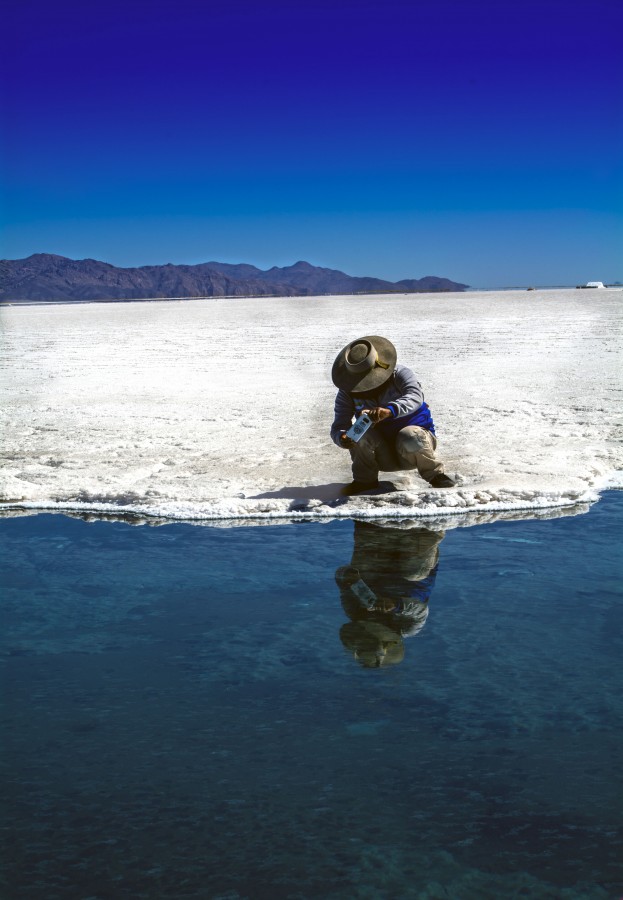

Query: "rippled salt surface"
(1, 289), (622, 523)
(1, 493), (621, 898)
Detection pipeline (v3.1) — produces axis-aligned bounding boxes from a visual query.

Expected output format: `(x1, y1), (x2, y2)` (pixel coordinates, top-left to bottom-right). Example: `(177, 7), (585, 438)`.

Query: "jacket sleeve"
(330, 389), (355, 445)
(386, 365), (425, 418)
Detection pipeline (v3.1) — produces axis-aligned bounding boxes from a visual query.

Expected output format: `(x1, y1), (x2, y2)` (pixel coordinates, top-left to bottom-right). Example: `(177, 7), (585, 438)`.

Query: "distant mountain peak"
(0, 255), (468, 302)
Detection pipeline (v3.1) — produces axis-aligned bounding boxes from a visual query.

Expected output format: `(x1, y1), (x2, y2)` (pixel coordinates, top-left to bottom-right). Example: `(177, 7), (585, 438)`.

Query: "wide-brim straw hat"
(332, 335), (397, 393)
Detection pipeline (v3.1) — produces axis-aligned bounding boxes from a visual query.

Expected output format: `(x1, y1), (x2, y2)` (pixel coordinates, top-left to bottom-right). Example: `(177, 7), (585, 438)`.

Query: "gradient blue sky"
(2, 0), (622, 286)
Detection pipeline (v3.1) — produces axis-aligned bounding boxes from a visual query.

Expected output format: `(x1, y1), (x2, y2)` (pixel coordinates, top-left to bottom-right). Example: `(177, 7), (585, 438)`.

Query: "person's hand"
(362, 407), (392, 423)
(376, 596), (397, 613)
(340, 433), (356, 449)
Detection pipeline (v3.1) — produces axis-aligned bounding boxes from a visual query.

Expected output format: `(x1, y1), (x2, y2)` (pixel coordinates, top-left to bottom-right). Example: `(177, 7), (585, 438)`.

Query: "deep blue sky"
(2, 0), (622, 286)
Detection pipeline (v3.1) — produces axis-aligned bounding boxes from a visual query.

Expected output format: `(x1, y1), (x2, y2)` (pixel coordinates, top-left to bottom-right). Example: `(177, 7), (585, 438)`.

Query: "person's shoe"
(429, 473), (455, 488)
(341, 480), (380, 496)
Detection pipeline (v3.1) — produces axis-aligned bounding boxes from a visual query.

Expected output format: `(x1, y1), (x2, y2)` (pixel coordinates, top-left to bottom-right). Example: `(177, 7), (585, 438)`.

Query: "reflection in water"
(2, 501), (622, 898)
(336, 521), (444, 667)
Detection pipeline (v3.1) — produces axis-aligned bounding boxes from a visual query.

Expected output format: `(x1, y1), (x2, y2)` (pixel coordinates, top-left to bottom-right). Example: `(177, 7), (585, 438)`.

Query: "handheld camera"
(346, 413), (373, 443)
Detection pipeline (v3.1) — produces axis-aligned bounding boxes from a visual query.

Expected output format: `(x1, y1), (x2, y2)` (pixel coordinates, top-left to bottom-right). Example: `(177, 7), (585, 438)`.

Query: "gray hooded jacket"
(330, 363), (433, 447)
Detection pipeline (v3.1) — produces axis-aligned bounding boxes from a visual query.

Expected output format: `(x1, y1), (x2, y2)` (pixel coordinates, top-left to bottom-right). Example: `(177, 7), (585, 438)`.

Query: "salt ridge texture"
(1, 289), (621, 525)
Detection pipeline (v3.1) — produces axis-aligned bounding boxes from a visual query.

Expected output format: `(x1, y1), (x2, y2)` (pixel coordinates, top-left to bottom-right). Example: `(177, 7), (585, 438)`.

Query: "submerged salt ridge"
(1, 289), (621, 523)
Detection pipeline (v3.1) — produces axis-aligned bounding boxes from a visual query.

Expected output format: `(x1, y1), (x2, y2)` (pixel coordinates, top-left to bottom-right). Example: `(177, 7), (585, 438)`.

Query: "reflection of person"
(330, 335), (455, 495)
(337, 521), (444, 667)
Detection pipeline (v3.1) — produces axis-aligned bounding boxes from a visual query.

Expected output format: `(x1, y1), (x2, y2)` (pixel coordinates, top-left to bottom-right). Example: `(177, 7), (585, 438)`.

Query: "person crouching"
(330, 335), (455, 495)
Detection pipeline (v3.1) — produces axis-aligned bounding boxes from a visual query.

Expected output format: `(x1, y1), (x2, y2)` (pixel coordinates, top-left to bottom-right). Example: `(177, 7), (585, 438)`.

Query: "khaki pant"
(350, 520), (444, 583)
(350, 425), (444, 483)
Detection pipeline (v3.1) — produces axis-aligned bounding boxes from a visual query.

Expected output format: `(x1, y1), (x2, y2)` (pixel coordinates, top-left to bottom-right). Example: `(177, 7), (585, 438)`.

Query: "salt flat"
(1, 289), (621, 524)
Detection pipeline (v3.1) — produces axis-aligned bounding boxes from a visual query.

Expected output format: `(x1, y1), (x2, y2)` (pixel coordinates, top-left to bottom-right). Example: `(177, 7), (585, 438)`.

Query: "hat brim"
(332, 335), (397, 393)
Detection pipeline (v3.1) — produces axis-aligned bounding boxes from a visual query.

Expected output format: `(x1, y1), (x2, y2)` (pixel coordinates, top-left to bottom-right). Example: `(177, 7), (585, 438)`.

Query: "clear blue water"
(1, 494), (622, 899)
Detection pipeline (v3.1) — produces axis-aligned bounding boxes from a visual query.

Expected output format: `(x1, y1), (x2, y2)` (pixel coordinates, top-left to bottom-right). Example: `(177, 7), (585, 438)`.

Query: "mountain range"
(0, 254), (468, 302)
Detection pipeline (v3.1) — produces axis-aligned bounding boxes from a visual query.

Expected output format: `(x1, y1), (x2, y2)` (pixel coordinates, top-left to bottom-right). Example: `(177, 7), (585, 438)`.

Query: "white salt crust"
(1, 289), (621, 525)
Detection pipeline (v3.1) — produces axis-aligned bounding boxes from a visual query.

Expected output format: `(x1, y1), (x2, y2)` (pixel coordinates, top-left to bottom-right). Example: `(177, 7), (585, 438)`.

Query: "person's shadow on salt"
(337, 521), (444, 667)
(252, 482), (399, 502)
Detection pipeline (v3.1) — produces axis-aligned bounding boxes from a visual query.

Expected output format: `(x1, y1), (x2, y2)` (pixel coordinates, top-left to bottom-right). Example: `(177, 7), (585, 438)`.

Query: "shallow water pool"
(1, 494), (622, 898)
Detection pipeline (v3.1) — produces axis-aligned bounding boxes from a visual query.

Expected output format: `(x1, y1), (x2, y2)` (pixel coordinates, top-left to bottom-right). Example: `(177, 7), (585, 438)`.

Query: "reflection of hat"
(340, 621), (405, 668)
(332, 336), (397, 394)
